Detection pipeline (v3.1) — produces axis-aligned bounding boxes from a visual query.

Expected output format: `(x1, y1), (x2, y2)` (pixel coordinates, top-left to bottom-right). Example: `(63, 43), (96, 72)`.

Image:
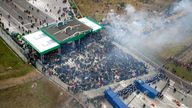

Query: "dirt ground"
(0, 77), (62, 108)
(0, 69), (83, 108)
(74, 0), (175, 21)
(0, 70), (41, 90)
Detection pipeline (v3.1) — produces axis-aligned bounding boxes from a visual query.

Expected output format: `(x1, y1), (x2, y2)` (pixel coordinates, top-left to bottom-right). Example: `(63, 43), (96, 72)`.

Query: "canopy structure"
(78, 17), (103, 32)
(23, 31), (60, 55)
(23, 17), (103, 55)
(40, 17), (104, 44)
(41, 18), (92, 44)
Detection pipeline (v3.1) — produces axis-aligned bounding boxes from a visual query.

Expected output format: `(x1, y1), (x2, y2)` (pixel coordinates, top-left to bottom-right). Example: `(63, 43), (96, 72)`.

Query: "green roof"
(40, 17), (104, 44)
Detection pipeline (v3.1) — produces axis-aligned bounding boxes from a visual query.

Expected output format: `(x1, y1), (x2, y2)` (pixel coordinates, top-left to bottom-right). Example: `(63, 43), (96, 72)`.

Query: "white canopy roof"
(78, 17), (103, 32)
(23, 31), (59, 54)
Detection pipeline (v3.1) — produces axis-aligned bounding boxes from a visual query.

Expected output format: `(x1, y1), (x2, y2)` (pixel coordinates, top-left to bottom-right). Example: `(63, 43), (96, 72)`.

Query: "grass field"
(0, 78), (70, 108)
(0, 38), (32, 80)
(165, 62), (192, 82)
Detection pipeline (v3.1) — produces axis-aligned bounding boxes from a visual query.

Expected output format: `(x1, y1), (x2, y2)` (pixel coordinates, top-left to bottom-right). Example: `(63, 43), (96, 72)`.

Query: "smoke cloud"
(105, 0), (192, 52)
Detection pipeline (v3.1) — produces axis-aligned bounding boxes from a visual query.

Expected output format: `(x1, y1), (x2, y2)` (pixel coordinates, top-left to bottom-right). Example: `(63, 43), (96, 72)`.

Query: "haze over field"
(106, 0), (192, 52)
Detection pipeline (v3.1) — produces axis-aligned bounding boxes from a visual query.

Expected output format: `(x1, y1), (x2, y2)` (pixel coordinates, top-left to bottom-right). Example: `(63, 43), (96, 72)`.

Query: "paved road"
(28, 0), (74, 20)
(0, 0), (30, 24)
(13, 0), (54, 22)
(0, 0), (55, 33)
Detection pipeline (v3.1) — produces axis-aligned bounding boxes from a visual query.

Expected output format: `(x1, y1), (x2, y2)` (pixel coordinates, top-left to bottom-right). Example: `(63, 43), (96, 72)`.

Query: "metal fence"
(0, 27), (46, 72)
(0, 28), (28, 62)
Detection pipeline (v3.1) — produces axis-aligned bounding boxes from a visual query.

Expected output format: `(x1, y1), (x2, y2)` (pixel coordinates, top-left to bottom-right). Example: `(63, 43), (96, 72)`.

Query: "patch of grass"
(165, 62), (192, 82)
(0, 38), (32, 80)
(0, 78), (69, 108)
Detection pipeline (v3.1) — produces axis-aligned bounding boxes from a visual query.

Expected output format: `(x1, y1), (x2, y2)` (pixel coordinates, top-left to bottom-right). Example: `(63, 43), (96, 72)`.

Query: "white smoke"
(105, 0), (192, 51)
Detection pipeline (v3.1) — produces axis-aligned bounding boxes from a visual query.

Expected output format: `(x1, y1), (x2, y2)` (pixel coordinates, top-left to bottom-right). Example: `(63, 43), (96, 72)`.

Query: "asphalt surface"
(28, 0), (74, 20)
(0, 0), (55, 33)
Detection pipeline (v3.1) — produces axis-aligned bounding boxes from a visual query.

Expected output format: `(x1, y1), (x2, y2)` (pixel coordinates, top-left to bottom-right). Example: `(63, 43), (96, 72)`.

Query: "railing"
(0, 28), (28, 62)
(0, 27), (44, 72)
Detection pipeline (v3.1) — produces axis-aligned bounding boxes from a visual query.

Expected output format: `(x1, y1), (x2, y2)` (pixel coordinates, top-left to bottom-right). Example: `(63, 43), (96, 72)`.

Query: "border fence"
(0, 28), (28, 62)
(0, 28), (44, 72)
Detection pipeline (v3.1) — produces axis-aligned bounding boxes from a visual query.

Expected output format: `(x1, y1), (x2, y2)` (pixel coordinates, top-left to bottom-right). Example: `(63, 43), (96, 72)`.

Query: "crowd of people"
(0, 0), (77, 36)
(0, 0), (77, 66)
(89, 71), (167, 108)
(45, 33), (148, 93)
(117, 84), (137, 99)
(29, 0), (77, 21)
(0, 0), (155, 95)
(117, 72), (167, 99)
(145, 72), (167, 84)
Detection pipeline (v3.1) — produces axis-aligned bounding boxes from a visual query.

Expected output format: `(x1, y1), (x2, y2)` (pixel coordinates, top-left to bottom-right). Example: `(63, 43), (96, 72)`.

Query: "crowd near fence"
(0, 27), (43, 72)
(0, 28), (28, 62)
